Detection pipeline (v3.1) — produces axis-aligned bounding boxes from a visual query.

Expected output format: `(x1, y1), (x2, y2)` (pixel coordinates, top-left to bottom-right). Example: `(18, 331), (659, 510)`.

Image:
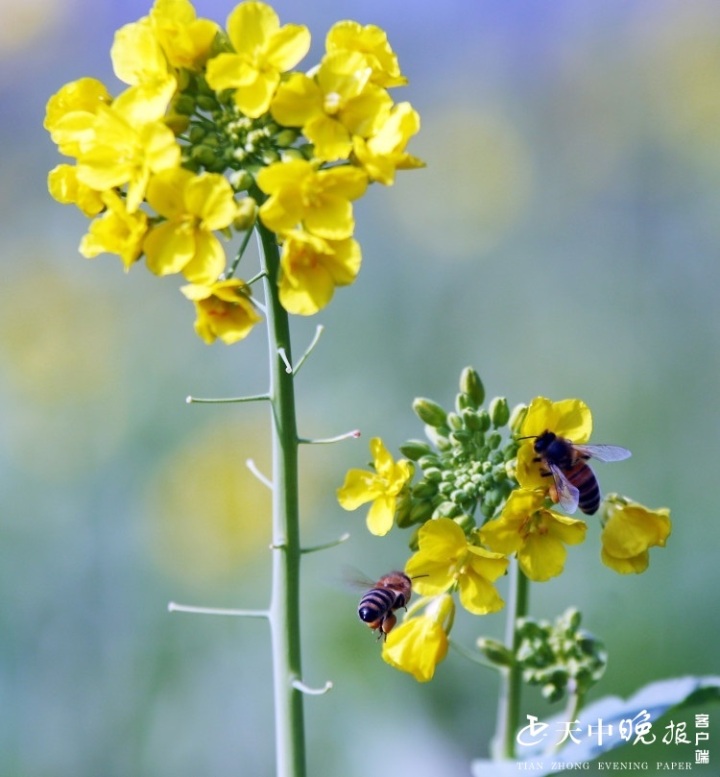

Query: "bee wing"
(341, 565), (378, 592)
(549, 463), (580, 513)
(573, 444), (632, 462)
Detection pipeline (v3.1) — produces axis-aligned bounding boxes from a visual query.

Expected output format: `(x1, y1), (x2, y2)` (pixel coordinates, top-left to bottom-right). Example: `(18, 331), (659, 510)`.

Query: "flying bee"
(521, 430), (631, 515)
(357, 571), (426, 640)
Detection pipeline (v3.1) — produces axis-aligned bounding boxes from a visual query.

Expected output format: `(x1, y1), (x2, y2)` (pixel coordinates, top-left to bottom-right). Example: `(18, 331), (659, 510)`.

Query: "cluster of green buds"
(175, 68), (305, 179)
(395, 367), (524, 540)
(514, 608), (607, 703)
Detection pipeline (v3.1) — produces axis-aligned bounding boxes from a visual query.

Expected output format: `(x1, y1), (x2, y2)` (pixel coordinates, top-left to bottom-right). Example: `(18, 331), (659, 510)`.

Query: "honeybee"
(357, 571), (417, 640)
(523, 430), (631, 515)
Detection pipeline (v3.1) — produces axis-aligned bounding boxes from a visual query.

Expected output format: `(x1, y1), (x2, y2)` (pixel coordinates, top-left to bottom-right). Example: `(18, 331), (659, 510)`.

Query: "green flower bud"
(233, 197), (258, 231)
(400, 440), (434, 461)
(393, 489), (414, 528)
(261, 148), (280, 165)
(411, 480), (438, 499)
(477, 637), (514, 668)
(188, 124), (206, 144)
(280, 147), (308, 162)
(196, 75), (215, 96)
(509, 403), (528, 435)
(447, 412), (463, 431)
(450, 430), (472, 446)
(459, 367), (485, 408)
(477, 409), (491, 432)
(432, 501), (460, 519)
(418, 454), (440, 470)
(456, 392), (472, 413)
(275, 128), (300, 147)
(462, 408), (484, 432)
(489, 396), (510, 428)
(173, 94), (196, 116)
(413, 397), (448, 428)
(487, 431), (502, 450)
(408, 499), (435, 524)
(191, 145), (221, 168)
(421, 467), (442, 483)
(229, 169), (255, 192)
(196, 94), (219, 113)
(453, 513), (476, 533)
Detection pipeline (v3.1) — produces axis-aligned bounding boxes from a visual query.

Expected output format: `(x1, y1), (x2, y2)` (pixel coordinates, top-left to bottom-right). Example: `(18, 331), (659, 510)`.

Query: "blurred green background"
(2, 0), (719, 774)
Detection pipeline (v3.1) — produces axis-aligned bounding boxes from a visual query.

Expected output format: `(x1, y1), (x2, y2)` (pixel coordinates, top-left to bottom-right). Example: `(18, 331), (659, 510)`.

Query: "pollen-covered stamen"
(323, 91), (343, 115)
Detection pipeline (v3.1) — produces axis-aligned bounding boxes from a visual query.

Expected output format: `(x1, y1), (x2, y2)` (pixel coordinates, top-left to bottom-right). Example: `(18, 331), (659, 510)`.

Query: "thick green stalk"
(494, 559), (529, 760)
(256, 220), (306, 777)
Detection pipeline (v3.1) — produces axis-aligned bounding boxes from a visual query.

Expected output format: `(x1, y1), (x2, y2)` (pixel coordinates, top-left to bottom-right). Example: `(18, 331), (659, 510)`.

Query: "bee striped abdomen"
(358, 587), (399, 624)
(357, 571), (414, 639)
(566, 461), (601, 515)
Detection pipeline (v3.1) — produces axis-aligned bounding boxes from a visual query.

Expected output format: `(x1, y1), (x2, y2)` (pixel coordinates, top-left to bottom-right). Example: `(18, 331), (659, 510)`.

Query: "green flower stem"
(494, 559), (529, 760)
(256, 218), (307, 777)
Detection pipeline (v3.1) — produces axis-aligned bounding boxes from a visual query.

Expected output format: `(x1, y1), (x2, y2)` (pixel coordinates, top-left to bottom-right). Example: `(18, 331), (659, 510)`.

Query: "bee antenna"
(410, 574), (429, 580)
(515, 435), (536, 441)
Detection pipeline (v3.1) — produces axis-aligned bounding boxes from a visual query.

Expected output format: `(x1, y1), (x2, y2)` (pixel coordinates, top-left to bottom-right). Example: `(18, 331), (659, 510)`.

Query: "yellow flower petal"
(521, 397), (593, 443)
(366, 494), (395, 537)
(382, 614), (449, 683)
(458, 568), (505, 615)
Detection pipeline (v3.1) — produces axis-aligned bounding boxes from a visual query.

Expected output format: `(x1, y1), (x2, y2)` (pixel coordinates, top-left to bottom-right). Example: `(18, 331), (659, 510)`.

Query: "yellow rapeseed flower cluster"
(45, 0), (423, 342)
(338, 374), (672, 682)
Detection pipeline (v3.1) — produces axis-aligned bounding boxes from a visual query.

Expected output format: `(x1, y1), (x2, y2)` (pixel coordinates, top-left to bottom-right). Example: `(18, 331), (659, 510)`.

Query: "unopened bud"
(412, 480), (438, 499)
(459, 367), (485, 408)
(229, 169), (255, 192)
(408, 499), (435, 524)
(426, 593), (455, 632)
(399, 440), (433, 461)
(453, 513), (476, 533)
(196, 94), (219, 112)
(280, 147), (307, 162)
(275, 128), (300, 147)
(233, 197), (257, 230)
(432, 501), (460, 519)
(413, 398), (447, 428)
(393, 489), (413, 528)
(509, 403), (528, 435)
(173, 94), (196, 116)
(489, 396), (510, 428)
(477, 637), (514, 668)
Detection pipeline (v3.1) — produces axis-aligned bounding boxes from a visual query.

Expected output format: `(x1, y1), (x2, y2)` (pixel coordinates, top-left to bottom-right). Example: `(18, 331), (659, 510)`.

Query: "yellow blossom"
(600, 495), (671, 574)
(75, 87), (180, 213)
(111, 0), (217, 111)
(353, 101), (425, 185)
(516, 397), (592, 493)
(143, 167), (238, 283)
(44, 78), (112, 158)
(278, 231), (361, 316)
(270, 51), (392, 162)
(79, 190), (149, 270)
(405, 518), (508, 615)
(325, 20), (407, 88)
(205, 1), (310, 119)
(382, 595), (453, 683)
(111, 16), (176, 97)
(337, 438), (412, 536)
(257, 159), (367, 240)
(149, 0), (219, 70)
(479, 489), (587, 582)
(181, 279), (262, 344)
(48, 164), (105, 217)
